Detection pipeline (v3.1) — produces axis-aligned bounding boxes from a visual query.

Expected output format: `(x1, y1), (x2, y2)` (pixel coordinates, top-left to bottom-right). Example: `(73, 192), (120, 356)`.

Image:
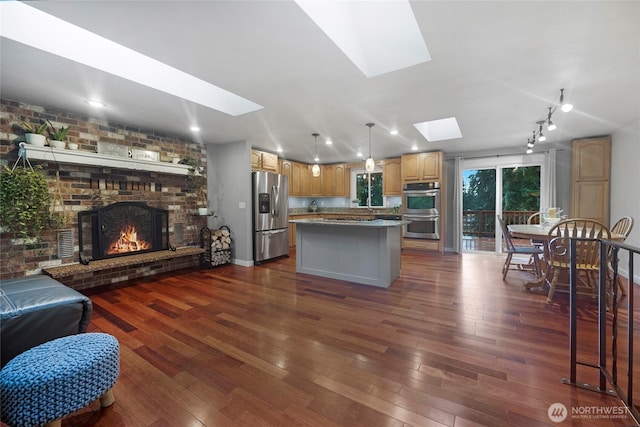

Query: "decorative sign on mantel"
(97, 141), (129, 158)
(131, 149), (160, 162)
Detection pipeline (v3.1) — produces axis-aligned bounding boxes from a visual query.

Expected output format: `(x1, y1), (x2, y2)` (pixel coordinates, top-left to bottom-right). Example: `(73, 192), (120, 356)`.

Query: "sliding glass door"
(461, 155), (545, 253)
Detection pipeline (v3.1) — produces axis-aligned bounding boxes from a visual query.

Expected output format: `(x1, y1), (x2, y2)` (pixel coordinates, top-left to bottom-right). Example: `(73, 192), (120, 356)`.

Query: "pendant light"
(365, 123), (375, 172)
(311, 133), (320, 177)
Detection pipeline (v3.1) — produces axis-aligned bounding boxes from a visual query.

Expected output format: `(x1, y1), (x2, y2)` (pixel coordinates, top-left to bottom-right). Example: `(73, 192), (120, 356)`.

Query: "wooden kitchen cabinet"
(321, 165), (334, 195)
(320, 164), (349, 196)
(288, 222), (296, 247)
(571, 136), (611, 225)
(292, 161), (310, 196)
(401, 151), (442, 182)
(382, 158), (402, 195)
(333, 164), (348, 197)
(251, 149), (279, 172)
(279, 160), (293, 195)
(287, 161), (349, 197)
(310, 166), (322, 196)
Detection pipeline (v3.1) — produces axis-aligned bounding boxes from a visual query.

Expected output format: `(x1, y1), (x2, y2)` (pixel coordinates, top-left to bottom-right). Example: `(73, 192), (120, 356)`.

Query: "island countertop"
(292, 218), (406, 287)
(289, 218), (409, 227)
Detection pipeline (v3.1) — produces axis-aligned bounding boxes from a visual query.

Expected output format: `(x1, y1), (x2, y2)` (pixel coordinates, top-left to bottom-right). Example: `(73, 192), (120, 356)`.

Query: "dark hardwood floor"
(61, 249), (638, 426)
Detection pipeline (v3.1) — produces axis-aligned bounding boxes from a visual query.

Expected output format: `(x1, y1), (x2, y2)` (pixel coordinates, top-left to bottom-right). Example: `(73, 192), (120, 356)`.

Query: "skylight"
(295, 0), (431, 78)
(0, 2), (263, 117)
(413, 118), (463, 142)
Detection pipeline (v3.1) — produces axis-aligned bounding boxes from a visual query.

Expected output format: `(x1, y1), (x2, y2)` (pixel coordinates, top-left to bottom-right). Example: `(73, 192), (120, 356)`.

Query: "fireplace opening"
(78, 202), (169, 263)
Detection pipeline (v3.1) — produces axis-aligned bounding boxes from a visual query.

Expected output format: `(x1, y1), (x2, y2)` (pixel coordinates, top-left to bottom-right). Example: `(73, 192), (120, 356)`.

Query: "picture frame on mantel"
(97, 141), (128, 158)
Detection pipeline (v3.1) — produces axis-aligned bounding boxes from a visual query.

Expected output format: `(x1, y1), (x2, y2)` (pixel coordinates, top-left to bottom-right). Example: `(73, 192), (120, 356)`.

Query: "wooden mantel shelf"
(25, 145), (192, 175)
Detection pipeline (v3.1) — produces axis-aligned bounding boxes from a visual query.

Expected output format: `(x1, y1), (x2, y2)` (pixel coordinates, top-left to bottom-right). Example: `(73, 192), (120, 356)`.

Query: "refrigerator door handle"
(271, 184), (278, 217)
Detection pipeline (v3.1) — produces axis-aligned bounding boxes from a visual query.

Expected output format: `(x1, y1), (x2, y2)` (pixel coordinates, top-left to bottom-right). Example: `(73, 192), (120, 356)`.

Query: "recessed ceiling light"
(0, 2), (262, 117)
(413, 117), (463, 142)
(276, 147), (283, 153)
(411, 144), (418, 151)
(295, 0), (430, 77)
(390, 129), (399, 136)
(86, 99), (106, 108)
(325, 139), (333, 145)
(190, 126), (200, 132)
(356, 151), (363, 157)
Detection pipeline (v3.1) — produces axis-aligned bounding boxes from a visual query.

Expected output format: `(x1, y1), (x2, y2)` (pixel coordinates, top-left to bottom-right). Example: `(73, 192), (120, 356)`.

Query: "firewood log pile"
(209, 227), (232, 266)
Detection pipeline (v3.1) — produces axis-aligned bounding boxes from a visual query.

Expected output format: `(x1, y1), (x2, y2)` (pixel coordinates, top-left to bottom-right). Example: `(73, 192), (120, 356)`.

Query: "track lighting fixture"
(559, 88), (573, 112)
(525, 88), (573, 153)
(311, 133), (320, 177)
(537, 122), (546, 142)
(365, 123), (375, 172)
(546, 107), (556, 131)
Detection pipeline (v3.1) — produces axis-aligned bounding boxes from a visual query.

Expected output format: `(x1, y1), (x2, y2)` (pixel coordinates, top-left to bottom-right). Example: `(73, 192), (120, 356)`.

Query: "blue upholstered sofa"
(0, 275), (92, 368)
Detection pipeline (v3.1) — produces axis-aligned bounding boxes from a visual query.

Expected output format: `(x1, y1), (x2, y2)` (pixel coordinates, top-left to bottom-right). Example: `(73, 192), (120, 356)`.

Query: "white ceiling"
(1, 1), (638, 164)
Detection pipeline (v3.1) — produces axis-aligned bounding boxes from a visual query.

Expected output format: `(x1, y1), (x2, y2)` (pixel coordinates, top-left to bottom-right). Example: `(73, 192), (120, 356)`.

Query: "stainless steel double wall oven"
(402, 181), (440, 239)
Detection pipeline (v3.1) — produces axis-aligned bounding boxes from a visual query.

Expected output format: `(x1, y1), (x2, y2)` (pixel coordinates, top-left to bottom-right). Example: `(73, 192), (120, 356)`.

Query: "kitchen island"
(289, 218), (409, 288)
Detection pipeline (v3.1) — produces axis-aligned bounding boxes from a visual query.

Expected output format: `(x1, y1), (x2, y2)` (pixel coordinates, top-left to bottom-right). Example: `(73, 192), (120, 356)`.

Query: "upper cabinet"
(320, 164), (349, 197)
(382, 158), (402, 195)
(571, 136), (611, 225)
(251, 149), (279, 172)
(282, 160), (349, 197)
(401, 151), (442, 182)
(279, 160), (293, 196)
(292, 161), (310, 196)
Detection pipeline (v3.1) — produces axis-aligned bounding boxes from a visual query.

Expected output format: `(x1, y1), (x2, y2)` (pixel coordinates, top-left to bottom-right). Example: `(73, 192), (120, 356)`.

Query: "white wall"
(610, 118), (640, 285)
(206, 141), (254, 266)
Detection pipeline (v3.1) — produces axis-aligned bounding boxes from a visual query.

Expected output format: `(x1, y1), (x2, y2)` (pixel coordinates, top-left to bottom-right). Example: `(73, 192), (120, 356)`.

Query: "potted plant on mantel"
(179, 156), (208, 215)
(47, 120), (70, 149)
(20, 120), (48, 147)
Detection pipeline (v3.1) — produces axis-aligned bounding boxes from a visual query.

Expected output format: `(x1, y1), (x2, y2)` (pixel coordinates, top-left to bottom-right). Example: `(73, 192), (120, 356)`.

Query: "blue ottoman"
(0, 333), (120, 427)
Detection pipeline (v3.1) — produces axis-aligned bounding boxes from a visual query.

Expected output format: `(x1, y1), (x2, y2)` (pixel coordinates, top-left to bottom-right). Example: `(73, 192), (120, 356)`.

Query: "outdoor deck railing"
(463, 210), (538, 237)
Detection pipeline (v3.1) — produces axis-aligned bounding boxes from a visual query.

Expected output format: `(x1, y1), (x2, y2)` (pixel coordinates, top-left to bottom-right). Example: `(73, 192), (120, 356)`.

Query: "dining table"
(507, 223), (625, 290)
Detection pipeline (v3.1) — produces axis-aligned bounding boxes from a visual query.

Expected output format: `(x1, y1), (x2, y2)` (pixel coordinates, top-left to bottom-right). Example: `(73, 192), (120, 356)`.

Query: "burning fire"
(107, 225), (150, 254)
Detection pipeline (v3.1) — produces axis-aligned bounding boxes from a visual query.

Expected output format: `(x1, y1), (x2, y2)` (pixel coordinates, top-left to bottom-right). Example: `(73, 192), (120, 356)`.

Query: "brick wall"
(0, 98), (208, 283)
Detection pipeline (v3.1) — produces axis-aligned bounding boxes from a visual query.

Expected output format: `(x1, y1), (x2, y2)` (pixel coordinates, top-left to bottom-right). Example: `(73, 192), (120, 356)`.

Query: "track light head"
(560, 88), (573, 112)
(546, 107), (556, 131)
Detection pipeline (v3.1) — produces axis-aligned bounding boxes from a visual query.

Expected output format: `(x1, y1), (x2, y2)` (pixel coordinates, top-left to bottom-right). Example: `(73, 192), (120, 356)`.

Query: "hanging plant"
(49, 171), (71, 229)
(0, 165), (51, 238)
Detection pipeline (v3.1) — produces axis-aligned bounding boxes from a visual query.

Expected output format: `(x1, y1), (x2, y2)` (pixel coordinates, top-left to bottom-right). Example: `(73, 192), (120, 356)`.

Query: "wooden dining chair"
(527, 212), (542, 225)
(497, 215), (543, 280)
(608, 216), (634, 296)
(545, 218), (611, 303)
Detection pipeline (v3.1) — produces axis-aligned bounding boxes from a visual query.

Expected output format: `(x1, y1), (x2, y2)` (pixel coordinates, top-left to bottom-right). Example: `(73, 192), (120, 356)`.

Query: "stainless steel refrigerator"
(252, 171), (289, 263)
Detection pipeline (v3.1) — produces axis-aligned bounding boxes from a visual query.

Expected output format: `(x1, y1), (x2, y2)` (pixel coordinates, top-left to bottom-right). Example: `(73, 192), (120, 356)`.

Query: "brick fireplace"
(0, 99), (208, 289)
(78, 202), (170, 263)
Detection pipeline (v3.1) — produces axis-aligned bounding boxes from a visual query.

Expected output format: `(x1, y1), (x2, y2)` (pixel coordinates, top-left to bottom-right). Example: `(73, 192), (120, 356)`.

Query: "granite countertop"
(288, 208), (400, 217)
(289, 218), (409, 227)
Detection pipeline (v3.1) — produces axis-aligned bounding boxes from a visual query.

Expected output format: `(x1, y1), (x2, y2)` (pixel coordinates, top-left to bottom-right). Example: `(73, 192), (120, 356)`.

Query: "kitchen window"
(351, 168), (383, 207)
